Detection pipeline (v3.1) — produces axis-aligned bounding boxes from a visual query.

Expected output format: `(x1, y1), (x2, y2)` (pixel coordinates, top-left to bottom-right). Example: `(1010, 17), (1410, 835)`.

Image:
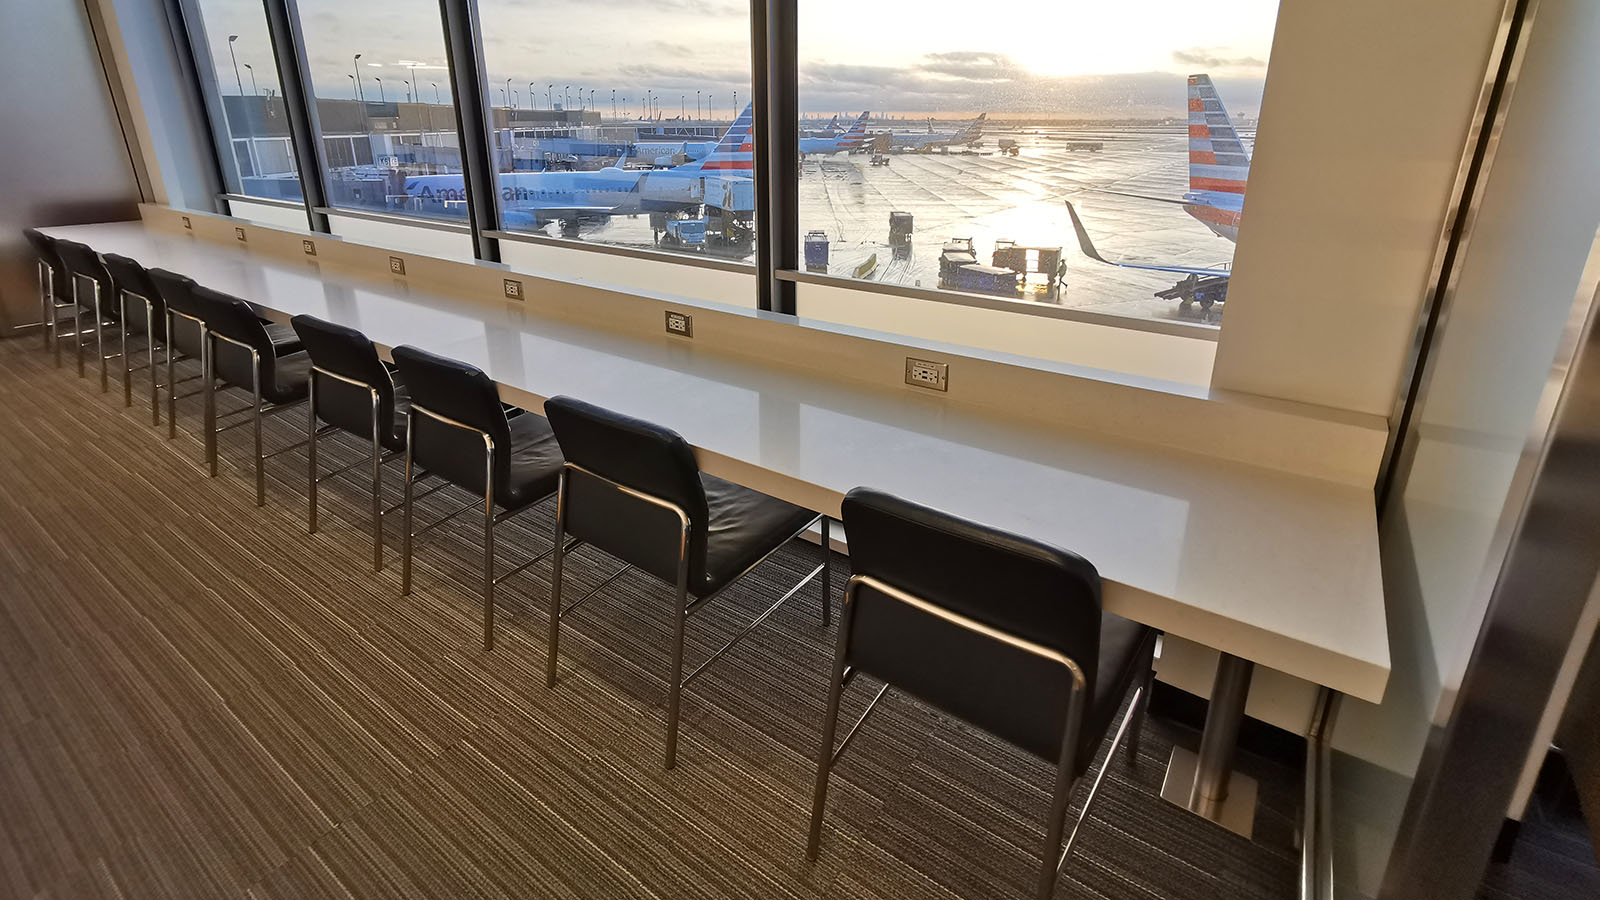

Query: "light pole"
(681, 94), (685, 118)
(709, 94), (714, 120)
(375, 76), (385, 103)
(588, 89), (595, 111)
(433, 83), (440, 105)
(611, 89), (616, 118)
(351, 53), (364, 101)
(243, 63), (259, 97)
(506, 78), (513, 110)
(225, 35), (259, 176)
(696, 90), (701, 120)
(529, 82), (536, 111)
(564, 85), (570, 110)
(732, 89), (737, 116)
(404, 80), (412, 102)
(547, 84), (553, 109)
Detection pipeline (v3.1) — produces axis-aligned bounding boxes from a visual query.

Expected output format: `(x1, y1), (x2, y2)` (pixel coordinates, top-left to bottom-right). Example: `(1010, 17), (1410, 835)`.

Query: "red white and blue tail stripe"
(839, 111), (869, 149)
(1187, 74), (1249, 195)
(692, 104), (754, 172)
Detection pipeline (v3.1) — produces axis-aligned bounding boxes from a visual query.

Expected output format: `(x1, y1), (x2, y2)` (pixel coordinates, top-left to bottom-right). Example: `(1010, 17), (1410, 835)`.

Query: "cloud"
(1171, 48), (1267, 71)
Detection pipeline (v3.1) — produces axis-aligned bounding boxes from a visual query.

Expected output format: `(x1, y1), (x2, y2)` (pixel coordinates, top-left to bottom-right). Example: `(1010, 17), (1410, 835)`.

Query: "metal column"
(260, 0), (330, 233)
(437, 0), (501, 263)
(1160, 652), (1260, 837)
(752, 0), (797, 314)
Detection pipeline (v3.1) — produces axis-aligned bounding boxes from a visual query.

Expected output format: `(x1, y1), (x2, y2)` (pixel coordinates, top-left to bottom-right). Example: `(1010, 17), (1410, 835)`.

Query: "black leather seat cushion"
(498, 411), (564, 509)
(264, 322), (303, 352)
(699, 473), (817, 597)
(265, 351), (313, 404)
(1082, 612), (1153, 767)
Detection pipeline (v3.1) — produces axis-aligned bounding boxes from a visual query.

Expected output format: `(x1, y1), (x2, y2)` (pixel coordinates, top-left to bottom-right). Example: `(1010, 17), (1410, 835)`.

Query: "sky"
(194, 0), (1279, 119)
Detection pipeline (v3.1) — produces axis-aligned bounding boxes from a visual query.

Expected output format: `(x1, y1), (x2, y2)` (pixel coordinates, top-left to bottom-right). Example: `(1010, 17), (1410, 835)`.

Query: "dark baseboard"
(1148, 681), (1307, 769)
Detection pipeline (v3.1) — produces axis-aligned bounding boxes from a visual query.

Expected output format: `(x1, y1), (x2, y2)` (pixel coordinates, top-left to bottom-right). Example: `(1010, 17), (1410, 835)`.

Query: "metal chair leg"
(120, 291), (132, 406)
(545, 471), (569, 688)
(481, 439), (497, 651)
(96, 282), (109, 393)
(1126, 639), (1157, 764)
(307, 374), (320, 533)
(253, 352), (266, 505)
(663, 531), (692, 769)
(74, 278), (85, 377)
(146, 301), (159, 425)
(204, 334), (218, 475)
(39, 263), (51, 353)
(819, 516), (832, 627)
(1035, 688), (1087, 900)
(401, 415), (415, 595)
(166, 311), (179, 439)
(806, 590), (854, 859)
(371, 390), (384, 571)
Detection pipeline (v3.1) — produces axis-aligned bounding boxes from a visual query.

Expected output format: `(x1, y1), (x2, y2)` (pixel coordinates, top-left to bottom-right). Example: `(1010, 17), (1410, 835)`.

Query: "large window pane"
(187, 0), (302, 201)
(296, 0), (461, 220)
(471, 0), (754, 263)
(797, 0), (1279, 329)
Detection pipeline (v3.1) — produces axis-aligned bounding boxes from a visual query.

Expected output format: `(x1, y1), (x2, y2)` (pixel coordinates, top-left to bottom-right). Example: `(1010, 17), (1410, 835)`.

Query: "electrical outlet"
(664, 310), (693, 337)
(302, 240), (317, 256)
(234, 227), (247, 242)
(388, 256), (406, 275)
(182, 216), (192, 230)
(503, 278), (523, 300)
(904, 357), (949, 391)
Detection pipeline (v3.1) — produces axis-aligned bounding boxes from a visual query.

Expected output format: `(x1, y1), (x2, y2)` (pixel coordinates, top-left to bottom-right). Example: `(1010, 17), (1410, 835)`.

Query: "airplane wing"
(1064, 201), (1231, 277)
(1089, 188), (1193, 207)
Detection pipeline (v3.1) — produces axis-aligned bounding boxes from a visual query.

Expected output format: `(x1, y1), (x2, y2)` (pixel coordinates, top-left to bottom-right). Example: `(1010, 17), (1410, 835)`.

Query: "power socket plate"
(905, 357), (948, 391)
(234, 227), (247, 242)
(503, 278), (523, 300)
(302, 240), (317, 256)
(665, 311), (693, 337)
(182, 216), (192, 230)
(389, 256), (406, 275)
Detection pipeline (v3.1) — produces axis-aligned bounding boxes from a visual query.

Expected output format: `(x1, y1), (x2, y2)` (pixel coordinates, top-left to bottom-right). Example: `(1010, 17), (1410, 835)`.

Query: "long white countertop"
(42, 220), (1390, 702)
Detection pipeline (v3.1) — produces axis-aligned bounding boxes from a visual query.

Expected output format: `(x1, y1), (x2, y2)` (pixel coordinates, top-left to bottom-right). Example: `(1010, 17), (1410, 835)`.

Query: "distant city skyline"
(192, 0), (1277, 119)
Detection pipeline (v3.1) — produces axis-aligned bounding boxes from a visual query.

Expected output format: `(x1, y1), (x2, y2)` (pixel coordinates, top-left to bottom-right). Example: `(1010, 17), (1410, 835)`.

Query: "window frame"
(173, 0), (1233, 337)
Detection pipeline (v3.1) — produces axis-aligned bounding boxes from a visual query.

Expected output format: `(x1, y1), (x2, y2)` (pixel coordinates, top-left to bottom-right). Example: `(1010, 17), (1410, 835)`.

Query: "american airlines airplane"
(798, 111), (869, 157)
(400, 104), (753, 225)
(882, 113), (986, 151)
(1066, 74), (1249, 282)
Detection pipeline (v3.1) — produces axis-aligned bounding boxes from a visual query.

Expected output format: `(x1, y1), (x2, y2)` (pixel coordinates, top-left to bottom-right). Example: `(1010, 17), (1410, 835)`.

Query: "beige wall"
(1211, 0), (1509, 417)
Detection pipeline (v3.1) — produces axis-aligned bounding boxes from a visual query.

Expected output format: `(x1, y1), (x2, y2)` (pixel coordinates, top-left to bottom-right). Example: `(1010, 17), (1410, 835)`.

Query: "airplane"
(798, 111), (869, 156)
(1064, 74), (1248, 310)
(801, 114), (840, 138)
(399, 104), (753, 226)
(881, 113), (985, 151)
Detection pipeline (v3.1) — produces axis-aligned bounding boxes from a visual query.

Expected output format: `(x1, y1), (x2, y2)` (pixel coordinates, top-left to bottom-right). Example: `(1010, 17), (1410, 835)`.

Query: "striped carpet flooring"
(0, 335), (1299, 899)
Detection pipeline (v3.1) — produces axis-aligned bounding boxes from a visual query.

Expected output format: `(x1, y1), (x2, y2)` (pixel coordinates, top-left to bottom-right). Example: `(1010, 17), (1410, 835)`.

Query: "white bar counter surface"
(42, 221), (1390, 704)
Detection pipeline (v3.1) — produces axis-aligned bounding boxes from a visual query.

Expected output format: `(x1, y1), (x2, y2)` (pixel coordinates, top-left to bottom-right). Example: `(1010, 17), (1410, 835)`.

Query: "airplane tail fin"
(1187, 74), (1249, 195)
(965, 112), (986, 135)
(687, 103), (754, 172)
(840, 111), (869, 148)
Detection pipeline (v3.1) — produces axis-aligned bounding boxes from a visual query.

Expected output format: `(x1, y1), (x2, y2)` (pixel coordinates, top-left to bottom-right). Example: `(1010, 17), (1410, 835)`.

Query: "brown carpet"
(0, 334), (1299, 899)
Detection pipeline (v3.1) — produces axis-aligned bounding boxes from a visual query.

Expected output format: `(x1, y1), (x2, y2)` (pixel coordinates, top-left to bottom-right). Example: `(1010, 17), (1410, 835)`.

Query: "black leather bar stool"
(391, 345), (566, 651)
(806, 487), (1158, 900)
(541, 395), (829, 769)
(292, 315), (413, 571)
(101, 253), (167, 421)
(193, 285), (314, 506)
(147, 269), (210, 440)
(22, 229), (73, 358)
(51, 239), (119, 388)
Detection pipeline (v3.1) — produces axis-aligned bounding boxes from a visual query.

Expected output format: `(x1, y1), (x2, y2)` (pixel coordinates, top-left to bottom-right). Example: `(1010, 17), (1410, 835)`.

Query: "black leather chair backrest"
(148, 268), (205, 357)
(543, 395), (711, 586)
(22, 229), (63, 286)
(193, 284), (276, 390)
(839, 487), (1104, 763)
(51, 240), (114, 311)
(292, 315), (398, 442)
(391, 345), (512, 499)
(101, 254), (159, 306)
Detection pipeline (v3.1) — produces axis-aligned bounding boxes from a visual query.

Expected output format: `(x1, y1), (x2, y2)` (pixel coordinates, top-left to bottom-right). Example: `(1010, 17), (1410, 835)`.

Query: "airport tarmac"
(515, 126), (1241, 326)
